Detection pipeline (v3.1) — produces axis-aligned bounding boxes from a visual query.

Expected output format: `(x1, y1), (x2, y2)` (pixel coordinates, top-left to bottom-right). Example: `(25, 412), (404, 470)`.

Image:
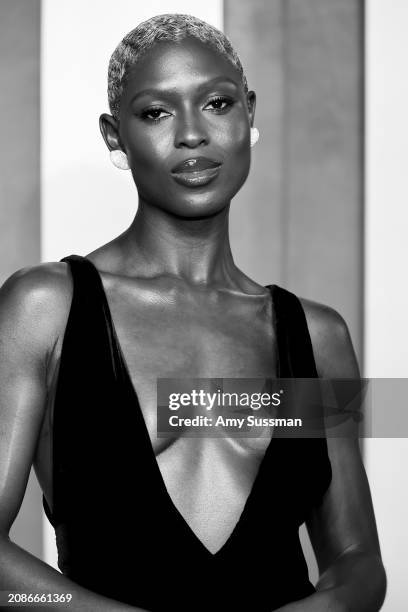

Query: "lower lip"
(171, 166), (221, 188)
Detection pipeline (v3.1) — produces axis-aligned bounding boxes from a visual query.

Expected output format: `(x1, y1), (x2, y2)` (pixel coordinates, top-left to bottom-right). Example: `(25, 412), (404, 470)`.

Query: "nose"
(174, 108), (208, 149)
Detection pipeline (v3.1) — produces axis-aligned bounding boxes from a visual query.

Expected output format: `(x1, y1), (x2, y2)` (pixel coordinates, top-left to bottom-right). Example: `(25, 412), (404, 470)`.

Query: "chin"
(167, 198), (230, 220)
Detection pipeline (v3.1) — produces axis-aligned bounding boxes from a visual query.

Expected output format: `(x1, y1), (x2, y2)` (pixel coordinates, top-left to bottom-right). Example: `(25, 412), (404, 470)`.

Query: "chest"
(107, 285), (278, 439)
(113, 290), (276, 373)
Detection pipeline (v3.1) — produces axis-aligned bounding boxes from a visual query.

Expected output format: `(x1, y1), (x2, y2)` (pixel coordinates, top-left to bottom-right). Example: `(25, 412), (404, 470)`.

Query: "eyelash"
(140, 96), (234, 123)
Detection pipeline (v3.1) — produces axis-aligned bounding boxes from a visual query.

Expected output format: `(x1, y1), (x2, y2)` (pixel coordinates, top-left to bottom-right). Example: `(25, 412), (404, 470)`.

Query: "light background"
(365, 1), (408, 609)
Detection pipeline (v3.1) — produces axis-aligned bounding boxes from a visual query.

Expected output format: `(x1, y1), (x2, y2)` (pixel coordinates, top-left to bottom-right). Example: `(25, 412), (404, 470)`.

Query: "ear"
(246, 91), (256, 127)
(99, 113), (124, 152)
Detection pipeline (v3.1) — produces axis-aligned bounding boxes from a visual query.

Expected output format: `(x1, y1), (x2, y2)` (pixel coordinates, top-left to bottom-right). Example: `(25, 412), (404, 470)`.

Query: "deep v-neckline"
(82, 256), (281, 558)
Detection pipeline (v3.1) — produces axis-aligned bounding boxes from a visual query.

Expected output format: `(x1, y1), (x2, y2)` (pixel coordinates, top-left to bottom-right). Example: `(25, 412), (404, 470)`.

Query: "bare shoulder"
(298, 295), (360, 378)
(0, 261), (73, 354)
(0, 261), (72, 312)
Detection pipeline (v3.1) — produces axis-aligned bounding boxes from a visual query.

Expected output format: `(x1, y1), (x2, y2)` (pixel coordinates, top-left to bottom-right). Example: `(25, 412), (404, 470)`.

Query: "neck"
(117, 200), (239, 287)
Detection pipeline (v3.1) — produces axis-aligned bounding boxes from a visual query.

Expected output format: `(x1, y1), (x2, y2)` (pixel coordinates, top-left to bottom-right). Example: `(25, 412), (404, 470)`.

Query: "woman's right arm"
(0, 265), (146, 612)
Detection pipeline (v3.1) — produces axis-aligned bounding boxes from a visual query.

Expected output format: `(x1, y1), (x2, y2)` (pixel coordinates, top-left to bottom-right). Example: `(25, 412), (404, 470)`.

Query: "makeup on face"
(169, 156), (221, 188)
(117, 38), (253, 214)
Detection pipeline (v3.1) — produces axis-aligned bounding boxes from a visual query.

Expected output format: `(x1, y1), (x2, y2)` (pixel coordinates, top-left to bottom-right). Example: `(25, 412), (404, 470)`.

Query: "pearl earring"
(250, 127), (260, 148)
(110, 149), (130, 170)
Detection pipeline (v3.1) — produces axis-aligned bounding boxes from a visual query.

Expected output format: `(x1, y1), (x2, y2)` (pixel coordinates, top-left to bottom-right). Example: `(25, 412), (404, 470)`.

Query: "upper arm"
(0, 264), (71, 536)
(300, 299), (382, 572)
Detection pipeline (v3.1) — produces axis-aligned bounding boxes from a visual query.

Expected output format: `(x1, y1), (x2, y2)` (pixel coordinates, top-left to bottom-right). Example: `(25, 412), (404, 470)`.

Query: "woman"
(0, 13), (386, 612)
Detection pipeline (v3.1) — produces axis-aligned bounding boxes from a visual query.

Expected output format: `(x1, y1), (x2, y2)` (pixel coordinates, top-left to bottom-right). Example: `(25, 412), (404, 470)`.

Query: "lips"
(171, 157), (222, 174)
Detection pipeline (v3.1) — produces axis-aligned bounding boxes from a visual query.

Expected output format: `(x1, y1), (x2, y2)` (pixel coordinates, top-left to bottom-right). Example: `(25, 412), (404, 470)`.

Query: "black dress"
(43, 254), (332, 611)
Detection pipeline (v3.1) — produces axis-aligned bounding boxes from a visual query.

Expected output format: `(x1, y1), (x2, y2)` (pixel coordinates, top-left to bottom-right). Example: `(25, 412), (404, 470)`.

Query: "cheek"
(218, 122), (251, 185)
(220, 121), (251, 181)
(217, 115), (249, 150)
(127, 132), (172, 188)
(225, 126), (251, 198)
(127, 130), (170, 167)
(234, 120), (250, 148)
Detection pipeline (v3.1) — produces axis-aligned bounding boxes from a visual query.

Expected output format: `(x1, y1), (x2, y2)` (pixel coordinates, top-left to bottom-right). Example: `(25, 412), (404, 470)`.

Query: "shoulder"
(298, 295), (360, 378)
(0, 261), (72, 311)
(0, 262), (73, 353)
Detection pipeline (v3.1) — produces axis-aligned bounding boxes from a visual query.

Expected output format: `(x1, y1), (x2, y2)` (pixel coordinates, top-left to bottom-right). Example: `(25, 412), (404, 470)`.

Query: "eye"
(141, 107), (171, 122)
(204, 96), (234, 112)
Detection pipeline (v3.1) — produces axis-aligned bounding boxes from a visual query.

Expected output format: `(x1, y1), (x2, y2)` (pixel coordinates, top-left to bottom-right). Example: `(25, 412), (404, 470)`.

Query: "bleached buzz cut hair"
(107, 13), (249, 120)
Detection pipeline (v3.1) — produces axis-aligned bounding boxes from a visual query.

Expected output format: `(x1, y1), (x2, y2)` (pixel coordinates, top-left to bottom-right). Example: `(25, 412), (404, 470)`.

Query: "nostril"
(174, 121), (208, 148)
(176, 135), (208, 149)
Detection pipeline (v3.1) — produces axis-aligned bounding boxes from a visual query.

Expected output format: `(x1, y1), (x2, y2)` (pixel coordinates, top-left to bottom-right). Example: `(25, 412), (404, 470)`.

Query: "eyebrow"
(129, 76), (239, 104)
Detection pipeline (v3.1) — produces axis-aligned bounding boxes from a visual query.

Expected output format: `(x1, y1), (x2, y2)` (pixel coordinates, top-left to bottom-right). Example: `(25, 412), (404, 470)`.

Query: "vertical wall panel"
(0, 0), (43, 560)
(284, 0), (364, 362)
(225, 0), (285, 287)
(365, 0), (408, 609)
(0, 0), (41, 280)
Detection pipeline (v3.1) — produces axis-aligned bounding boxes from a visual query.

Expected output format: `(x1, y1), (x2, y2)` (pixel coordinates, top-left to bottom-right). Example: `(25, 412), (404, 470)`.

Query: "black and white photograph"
(0, 1), (406, 610)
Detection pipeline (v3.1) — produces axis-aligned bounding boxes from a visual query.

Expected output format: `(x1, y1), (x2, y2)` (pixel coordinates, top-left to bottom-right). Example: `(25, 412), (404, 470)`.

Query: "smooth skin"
(0, 37), (386, 611)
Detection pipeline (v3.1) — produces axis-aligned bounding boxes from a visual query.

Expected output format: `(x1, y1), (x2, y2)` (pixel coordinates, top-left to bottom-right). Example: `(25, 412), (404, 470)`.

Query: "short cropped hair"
(107, 13), (249, 120)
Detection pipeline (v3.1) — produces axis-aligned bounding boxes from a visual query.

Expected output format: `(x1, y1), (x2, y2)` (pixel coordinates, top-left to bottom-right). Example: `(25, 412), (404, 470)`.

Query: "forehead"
(122, 37), (242, 98)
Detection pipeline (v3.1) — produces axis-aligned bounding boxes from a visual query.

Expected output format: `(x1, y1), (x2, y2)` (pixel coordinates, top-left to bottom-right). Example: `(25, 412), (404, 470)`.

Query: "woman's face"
(111, 36), (255, 218)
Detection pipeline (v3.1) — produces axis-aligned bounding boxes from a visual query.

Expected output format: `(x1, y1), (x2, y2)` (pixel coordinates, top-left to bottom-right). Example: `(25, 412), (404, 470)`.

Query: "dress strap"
(48, 254), (124, 527)
(59, 254), (122, 379)
(270, 284), (318, 378)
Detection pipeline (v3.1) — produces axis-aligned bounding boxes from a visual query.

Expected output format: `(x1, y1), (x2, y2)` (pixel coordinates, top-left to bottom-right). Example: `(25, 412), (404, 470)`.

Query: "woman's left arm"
(277, 301), (387, 612)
